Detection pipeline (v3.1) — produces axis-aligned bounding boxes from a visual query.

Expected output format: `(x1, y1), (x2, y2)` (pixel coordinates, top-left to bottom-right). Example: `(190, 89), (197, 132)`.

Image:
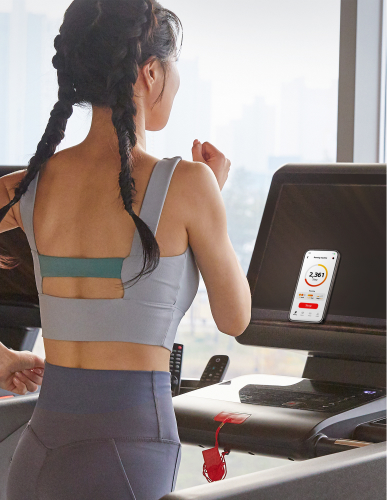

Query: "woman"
(0, 0), (251, 498)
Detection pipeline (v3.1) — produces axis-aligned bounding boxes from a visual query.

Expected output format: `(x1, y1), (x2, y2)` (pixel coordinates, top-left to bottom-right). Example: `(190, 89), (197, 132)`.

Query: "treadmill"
(162, 163), (386, 499)
(0, 164), (386, 500)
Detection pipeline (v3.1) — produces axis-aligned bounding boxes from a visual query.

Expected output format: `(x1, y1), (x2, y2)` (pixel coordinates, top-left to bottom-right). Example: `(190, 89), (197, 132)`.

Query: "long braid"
(109, 0), (160, 287)
(0, 35), (75, 224)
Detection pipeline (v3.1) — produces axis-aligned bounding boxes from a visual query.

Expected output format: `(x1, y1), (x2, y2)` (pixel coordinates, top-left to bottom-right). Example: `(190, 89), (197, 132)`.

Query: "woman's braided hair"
(0, 0), (182, 287)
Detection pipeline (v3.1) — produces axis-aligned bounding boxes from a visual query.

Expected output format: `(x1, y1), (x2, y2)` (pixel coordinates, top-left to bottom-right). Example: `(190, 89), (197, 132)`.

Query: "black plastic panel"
(239, 380), (386, 413)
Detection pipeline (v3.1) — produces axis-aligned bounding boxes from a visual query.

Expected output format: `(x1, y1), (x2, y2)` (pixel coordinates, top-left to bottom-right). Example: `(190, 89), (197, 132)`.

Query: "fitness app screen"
(289, 250), (340, 323)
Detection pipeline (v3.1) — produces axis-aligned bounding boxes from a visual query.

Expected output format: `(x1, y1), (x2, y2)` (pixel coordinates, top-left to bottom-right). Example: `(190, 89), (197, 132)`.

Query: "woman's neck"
(79, 105), (147, 160)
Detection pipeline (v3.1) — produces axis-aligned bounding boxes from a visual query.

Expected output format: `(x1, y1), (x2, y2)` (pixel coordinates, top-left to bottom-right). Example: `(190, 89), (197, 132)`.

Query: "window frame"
(336, 0), (386, 163)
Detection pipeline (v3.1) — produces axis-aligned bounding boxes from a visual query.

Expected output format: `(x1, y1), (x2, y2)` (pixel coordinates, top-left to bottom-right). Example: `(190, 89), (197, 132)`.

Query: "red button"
(299, 302), (318, 309)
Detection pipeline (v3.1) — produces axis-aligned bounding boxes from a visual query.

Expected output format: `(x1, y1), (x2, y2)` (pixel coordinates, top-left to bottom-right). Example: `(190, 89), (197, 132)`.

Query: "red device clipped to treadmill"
(202, 411), (251, 482)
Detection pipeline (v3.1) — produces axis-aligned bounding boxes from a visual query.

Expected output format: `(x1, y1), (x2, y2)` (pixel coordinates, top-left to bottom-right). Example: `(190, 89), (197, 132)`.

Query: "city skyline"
(0, 0), (340, 168)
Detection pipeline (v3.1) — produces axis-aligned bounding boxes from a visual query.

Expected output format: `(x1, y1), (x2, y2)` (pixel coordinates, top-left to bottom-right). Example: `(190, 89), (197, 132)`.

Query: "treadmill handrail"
(160, 441), (386, 500)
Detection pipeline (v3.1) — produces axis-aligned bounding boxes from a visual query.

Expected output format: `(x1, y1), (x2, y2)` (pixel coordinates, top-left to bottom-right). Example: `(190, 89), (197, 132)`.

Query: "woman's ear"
(139, 57), (158, 92)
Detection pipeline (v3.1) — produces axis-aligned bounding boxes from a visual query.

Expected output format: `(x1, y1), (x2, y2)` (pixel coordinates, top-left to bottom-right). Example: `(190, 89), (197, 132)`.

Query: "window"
(2, 0), (342, 486)
(1, 1), (340, 382)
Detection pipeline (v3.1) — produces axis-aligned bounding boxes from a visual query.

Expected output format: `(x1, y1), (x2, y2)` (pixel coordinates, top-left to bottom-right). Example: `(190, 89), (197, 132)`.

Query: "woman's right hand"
(0, 342), (44, 395)
(191, 140), (231, 191)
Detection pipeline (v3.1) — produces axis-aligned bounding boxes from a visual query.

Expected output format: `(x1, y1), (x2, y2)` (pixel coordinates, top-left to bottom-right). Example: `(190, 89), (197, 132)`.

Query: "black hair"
(0, 0), (183, 288)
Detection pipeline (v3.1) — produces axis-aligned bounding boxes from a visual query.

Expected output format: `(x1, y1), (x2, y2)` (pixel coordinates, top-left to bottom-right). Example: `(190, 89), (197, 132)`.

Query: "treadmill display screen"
(251, 183), (386, 328)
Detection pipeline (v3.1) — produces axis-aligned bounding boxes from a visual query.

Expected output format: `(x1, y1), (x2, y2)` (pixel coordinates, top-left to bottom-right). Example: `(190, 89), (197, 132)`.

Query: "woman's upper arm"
(182, 162), (251, 336)
(0, 170), (26, 234)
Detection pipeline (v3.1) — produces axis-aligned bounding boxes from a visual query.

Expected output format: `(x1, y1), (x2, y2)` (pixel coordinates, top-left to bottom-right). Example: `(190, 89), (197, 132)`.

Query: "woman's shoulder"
(170, 158), (219, 208)
(173, 157), (216, 187)
(174, 157), (219, 196)
(170, 157), (222, 226)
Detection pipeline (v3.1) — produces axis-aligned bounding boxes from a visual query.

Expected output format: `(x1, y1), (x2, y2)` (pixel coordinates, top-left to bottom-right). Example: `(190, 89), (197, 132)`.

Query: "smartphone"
(288, 249), (340, 323)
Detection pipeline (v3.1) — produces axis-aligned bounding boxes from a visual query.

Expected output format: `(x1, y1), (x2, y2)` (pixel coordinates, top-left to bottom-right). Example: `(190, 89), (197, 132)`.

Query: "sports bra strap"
(20, 171), (39, 252)
(130, 156), (182, 256)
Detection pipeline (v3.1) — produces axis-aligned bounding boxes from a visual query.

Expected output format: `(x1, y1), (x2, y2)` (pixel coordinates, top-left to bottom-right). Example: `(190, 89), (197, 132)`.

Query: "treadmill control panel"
(239, 379), (386, 413)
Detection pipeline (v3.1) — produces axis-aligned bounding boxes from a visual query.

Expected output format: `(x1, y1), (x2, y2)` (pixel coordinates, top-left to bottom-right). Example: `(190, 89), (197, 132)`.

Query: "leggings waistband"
(37, 361), (172, 414)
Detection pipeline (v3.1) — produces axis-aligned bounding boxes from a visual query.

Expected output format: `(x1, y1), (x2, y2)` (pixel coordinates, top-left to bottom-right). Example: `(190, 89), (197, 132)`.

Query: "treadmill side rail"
(160, 441), (387, 500)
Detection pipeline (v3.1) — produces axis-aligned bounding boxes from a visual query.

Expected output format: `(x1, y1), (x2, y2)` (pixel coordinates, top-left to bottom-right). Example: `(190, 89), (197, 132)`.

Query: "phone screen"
(289, 250), (340, 323)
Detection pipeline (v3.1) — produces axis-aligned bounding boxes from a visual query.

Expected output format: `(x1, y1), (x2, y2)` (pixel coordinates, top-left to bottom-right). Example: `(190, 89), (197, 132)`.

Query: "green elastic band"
(39, 254), (124, 279)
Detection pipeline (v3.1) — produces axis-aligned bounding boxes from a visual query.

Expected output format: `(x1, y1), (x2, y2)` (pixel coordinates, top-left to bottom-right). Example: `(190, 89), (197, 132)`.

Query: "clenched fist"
(192, 140), (231, 191)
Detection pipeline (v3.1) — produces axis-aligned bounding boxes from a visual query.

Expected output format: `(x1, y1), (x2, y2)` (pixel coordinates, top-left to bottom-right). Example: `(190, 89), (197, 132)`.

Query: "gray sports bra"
(19, 156), (200, 352)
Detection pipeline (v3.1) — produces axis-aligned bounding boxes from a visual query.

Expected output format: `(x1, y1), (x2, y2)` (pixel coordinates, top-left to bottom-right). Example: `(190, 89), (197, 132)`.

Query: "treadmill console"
(238, 379), (386, 413)
(186, 374), (385, 416)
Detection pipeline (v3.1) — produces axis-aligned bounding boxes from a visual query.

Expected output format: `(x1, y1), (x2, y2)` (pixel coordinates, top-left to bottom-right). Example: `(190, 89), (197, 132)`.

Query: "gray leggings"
(6, 362), (182, 500)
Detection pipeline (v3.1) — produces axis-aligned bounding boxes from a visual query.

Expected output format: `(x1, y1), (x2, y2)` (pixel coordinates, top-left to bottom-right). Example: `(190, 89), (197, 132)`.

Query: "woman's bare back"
(13, 146), (191, 372)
